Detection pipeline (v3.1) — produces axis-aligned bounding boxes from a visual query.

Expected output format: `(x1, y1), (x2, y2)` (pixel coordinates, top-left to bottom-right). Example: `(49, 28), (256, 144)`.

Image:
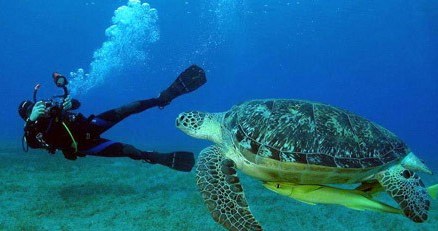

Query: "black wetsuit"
(21, 65), (206, 172)
(24, 98), (166, 162)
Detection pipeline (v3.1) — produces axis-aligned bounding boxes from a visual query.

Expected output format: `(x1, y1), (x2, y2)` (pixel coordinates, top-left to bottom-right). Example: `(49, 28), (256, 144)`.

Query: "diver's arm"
(23, 120), (45, 149)
(22, 102), (45, 149)
(23, 118), (57, 153)
(23, 103), (56, 152)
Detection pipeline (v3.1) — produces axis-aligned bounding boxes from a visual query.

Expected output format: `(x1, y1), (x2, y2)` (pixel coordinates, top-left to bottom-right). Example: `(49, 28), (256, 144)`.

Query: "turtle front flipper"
(196, 145), (262, 231)
(355, 180), (384, 197)
(376, 165), (431, 222)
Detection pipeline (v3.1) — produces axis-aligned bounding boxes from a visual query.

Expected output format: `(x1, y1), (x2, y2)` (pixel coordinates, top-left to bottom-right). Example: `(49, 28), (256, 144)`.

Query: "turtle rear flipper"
(196, 145), (262, 231)
(376, 165), (431, 222)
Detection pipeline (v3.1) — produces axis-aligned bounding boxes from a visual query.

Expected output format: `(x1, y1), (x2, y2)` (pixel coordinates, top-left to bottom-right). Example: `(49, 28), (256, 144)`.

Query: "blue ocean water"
(0, 0), (437, 230)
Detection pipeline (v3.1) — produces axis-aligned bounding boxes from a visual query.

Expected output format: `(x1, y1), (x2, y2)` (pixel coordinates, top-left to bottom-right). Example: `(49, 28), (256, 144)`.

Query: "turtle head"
(401, 152), (433, 175)
(176, 111), (223, 143)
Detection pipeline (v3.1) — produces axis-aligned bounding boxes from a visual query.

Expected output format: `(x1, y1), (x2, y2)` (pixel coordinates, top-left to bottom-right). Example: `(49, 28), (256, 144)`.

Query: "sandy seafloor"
(1, 145), (437, 231)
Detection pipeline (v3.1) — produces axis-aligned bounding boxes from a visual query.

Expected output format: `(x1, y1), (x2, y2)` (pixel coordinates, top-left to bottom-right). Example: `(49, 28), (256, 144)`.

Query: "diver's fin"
(155, 151), (195, 172)
(428, 184), (438, 199)
(174, 64), (207, 93)
(158, 65), (207, 107)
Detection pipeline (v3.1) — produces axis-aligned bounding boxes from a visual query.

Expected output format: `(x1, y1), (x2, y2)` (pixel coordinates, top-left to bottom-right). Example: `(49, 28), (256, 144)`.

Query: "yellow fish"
(263, 182), (402, 214)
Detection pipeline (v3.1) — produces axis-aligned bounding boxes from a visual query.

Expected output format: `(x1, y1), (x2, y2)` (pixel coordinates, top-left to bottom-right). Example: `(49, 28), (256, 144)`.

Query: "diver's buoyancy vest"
(24, 112), (82, 152)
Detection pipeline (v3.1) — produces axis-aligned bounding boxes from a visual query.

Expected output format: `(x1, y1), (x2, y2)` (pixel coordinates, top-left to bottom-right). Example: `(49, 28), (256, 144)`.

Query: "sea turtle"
(176, 99), (433, 230)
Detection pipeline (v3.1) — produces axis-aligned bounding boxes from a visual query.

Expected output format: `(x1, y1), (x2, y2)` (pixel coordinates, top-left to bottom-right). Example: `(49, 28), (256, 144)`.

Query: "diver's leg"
(82, 140), (195, 172)
(96, 99), (159, 125)
(91, 65), (206, 134)
(92, 99), (160, 134)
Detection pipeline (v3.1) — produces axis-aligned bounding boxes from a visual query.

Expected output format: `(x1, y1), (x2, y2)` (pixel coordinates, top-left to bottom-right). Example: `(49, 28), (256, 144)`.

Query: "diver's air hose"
(62, 122), (78, 153)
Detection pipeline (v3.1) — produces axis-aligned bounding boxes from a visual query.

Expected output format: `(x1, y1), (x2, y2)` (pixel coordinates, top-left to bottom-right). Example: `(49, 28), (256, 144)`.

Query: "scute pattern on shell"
(225, 99), (409, 169)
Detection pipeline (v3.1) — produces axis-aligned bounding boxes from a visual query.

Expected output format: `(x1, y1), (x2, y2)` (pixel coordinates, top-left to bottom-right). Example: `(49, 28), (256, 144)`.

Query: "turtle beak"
(175, 118), (180, 127)
(176, 113), (186, 129)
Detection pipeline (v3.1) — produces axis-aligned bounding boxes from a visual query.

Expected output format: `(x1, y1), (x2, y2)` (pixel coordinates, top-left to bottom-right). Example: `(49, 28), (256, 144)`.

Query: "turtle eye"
(276, 184), (280, 189)
(402, 170), (411, 179)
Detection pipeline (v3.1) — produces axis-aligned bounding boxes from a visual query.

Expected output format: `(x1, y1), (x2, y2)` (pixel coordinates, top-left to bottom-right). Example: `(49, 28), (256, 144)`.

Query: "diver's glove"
(157, 65), (207, 108)
(29, 101), (46, 121)
(62, 95), (81, 111)
(144, 151), (195, 172)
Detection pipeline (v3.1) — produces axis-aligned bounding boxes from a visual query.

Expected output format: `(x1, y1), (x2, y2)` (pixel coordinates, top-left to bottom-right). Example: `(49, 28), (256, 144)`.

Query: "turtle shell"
(225, 99), (409, 169)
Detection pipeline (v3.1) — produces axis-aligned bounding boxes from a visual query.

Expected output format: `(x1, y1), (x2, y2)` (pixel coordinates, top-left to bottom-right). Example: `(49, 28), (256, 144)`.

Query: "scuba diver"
(18, 65), (206, 172)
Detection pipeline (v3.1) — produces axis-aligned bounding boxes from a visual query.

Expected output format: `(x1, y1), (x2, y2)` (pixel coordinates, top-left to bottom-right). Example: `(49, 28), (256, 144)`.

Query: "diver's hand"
(63, 95), (72, 110)
(29, 101), (46, 121)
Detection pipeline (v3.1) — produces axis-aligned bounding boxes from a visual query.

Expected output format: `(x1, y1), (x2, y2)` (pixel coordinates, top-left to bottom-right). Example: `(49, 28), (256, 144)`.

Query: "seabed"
(1, 146), (437, 231)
